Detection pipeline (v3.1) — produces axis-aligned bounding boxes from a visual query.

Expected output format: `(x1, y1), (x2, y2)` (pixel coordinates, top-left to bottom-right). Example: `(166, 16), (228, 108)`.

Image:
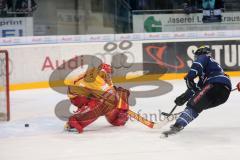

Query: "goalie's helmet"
(98, 63), (112, 74)
(194, 46), (212, 56)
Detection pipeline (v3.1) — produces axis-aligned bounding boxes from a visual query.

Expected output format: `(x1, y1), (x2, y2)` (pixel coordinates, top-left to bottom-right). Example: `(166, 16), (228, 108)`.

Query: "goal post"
(0, 50), (10, 121)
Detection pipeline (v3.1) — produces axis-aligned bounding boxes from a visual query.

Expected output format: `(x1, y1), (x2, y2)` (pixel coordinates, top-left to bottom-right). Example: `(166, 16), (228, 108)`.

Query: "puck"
(25, 123), (29, 127)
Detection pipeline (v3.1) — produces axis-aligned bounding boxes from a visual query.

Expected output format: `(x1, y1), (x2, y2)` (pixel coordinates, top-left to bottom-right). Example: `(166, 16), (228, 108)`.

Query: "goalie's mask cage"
(0, 50), (10, 121)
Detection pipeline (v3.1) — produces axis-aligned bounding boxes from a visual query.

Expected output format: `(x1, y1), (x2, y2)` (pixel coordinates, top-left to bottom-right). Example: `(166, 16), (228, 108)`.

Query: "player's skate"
(161, 123), (184, 138)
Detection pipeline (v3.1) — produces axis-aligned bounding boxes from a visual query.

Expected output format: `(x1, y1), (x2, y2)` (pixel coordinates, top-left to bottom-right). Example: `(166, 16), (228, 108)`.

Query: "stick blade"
(153, 120), (169, 129)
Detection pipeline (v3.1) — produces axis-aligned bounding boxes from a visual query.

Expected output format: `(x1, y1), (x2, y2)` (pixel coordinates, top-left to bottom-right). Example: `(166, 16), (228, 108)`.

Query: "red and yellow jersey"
(68, 67), (114, 99)
(68, 65), (129, 114)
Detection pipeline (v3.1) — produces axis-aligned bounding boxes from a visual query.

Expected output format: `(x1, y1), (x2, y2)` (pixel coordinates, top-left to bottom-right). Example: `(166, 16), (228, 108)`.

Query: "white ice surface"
(0, 78), (240, 160)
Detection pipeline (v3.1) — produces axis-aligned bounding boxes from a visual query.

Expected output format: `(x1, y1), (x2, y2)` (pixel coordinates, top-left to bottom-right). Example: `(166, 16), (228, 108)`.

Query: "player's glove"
(174, 91), (190, 106)
(184, 76), (200, 92)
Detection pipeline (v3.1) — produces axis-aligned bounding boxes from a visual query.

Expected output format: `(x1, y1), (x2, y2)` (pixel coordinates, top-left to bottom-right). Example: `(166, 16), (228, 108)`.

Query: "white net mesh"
(0, 51), (9, 121)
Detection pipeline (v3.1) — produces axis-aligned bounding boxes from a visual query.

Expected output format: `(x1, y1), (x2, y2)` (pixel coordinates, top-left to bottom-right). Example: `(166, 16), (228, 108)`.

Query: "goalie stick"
(127, 109), (180, 129)
(127, 109), (155, 128)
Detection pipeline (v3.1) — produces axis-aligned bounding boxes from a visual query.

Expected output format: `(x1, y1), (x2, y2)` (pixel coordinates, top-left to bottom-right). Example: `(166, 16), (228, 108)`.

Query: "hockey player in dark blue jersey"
(162, 46), (232, 137)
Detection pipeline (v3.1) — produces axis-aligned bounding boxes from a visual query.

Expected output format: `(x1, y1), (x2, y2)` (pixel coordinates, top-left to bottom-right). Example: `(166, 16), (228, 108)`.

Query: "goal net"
(0, 50), (10, 121)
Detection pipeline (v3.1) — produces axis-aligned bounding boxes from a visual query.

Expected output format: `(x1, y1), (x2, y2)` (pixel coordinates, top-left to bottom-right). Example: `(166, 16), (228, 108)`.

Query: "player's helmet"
(98, 63), (112, 74)
(194, 46), (212, 56)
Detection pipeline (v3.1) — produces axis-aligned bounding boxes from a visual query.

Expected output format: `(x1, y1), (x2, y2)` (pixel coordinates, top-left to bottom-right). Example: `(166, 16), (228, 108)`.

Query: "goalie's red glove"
(237, 82), (240, 91)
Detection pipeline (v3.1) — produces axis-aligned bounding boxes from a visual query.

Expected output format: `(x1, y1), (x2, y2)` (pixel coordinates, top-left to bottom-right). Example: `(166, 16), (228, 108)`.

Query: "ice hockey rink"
(0, 78), (240, 160)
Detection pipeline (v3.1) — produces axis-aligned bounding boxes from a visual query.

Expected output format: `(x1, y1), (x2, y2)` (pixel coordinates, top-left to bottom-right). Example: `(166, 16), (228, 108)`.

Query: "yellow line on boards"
(9, 72), (240, 91)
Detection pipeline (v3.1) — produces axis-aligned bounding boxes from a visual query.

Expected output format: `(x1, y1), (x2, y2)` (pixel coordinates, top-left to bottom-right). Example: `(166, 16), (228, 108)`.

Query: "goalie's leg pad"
(68, 98), (102, 133)
(104, 87), (130, 126)
(105, 108), (129, 126)
(68, 115), (98, 133)
(69, 115), (98, 133)
(68, 116), (84, 133)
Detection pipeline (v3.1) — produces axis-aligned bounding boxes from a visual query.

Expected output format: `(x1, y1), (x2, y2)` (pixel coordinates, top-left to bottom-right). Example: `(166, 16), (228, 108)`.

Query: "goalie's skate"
(63, 122), (79, 133)
(64, 117), (84, 133)
(64, 122), (72, 131)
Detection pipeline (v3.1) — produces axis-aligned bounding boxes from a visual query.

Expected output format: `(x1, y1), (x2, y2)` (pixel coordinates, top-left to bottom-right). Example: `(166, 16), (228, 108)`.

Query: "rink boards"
(0, 30), (240, 90)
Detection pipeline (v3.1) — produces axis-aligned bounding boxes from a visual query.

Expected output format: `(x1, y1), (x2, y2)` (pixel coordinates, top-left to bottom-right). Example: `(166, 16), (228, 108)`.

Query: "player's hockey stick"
(161, 104), (178, 117)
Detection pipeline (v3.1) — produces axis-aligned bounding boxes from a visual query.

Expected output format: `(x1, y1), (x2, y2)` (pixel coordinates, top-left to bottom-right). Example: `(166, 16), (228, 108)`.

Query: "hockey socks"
(175, 107), (199, 128)
(161, 107), (199, 138)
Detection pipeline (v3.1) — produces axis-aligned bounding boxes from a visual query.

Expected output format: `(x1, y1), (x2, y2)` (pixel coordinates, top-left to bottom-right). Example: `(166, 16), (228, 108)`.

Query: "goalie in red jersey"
(64, 63), (130, 133)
